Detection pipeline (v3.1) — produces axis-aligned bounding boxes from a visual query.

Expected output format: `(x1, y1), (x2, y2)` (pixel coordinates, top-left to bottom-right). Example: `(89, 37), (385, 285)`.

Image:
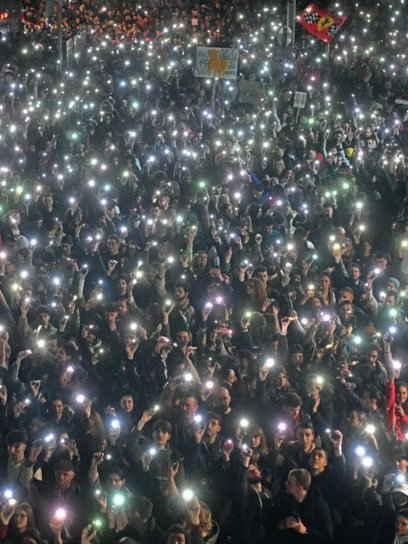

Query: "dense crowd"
(0, 0), (408, 543)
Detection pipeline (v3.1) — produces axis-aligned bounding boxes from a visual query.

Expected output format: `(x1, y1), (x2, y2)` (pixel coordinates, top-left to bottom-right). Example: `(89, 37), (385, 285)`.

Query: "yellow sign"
(208, 49), (230, 77)
(317, 16), (334, 31)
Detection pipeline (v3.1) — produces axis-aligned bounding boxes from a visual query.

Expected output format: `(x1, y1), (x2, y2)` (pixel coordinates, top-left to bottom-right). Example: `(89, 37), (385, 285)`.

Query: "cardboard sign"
(238, 80), (265, 106)
(293, 91), (307, 108)
(194, 47), (239, 80)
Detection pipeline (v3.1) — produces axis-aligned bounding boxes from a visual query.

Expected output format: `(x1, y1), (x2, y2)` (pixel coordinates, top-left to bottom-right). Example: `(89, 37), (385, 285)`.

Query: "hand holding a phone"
(281, 514), (307, 534)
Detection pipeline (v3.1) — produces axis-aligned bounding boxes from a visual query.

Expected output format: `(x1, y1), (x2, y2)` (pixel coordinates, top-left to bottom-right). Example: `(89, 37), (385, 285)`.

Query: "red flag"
(298, 3), (347, 43)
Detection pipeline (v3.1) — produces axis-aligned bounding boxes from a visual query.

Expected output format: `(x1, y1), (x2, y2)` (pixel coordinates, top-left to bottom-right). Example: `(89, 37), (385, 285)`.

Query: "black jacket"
(102, 516), (164, 544)
(310, 455), (346, 510)
(273, 486), (334, 544)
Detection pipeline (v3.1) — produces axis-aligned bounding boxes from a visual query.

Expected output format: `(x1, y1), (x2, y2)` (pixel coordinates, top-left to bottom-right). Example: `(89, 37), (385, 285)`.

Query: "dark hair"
(284, 392), (302, 408)
(120, 391), (134, 399)
(375, 252), (388, 262)
(38, 305), (51, 315)
(397, 381), (408, 390)
(167, 524), (187, 538)
(108, 466), (125, 480)
(8, 503), (38, 539)
(206, 412), (222, 424)
(367, 344), (379, 354)
(175, 283), (189, 292)
(363, 386), (381, 402)
(298, 420), (314, 433)
(275, 366), (288, 377)
(60, 343), (78, 359)
(248, 425), (268, 455)
(218, 367), (235, 381)
(152, 419), (172, 434)
(127, 495), (153, 520)
(255, 266), (268, 276)
(182, 391), (200, 403)
(7, 429), (28, 446)
(394, 446), (408, 462)
(176, 329), (191, 338)
(320, 271), (332, 281)
(397, 508), (408, 520)
(166, 347), (185, 376)
(313, 447), (328, 460)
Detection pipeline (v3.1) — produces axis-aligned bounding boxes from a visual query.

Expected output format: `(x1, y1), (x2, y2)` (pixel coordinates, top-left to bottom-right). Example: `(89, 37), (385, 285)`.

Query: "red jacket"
(387, 381), (408, 440)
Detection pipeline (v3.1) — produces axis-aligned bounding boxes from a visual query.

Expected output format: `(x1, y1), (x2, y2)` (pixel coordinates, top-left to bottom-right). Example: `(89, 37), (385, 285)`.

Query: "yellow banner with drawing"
(194, 47), (239, 80)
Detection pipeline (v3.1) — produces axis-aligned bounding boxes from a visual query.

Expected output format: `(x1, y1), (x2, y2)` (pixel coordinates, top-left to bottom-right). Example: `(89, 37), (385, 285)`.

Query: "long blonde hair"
(199, 501), (213, 536)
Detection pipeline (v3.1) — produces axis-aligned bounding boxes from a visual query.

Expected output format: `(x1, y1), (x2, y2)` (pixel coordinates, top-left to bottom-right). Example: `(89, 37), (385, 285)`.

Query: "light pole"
(287, 0), (296, 47)
(46, 0), (54, 22)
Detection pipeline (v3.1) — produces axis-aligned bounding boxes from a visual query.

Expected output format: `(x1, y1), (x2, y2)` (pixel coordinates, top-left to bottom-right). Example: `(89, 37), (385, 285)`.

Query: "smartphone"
(170, 454), (184, 465)
(290, 511), (300, 522)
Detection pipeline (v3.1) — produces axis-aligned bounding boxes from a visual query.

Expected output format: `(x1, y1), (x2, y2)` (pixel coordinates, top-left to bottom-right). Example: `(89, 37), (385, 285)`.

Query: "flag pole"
(211, 78), (217, 109)
(57, 0), (63, 75)
(326, 42), (331, 63)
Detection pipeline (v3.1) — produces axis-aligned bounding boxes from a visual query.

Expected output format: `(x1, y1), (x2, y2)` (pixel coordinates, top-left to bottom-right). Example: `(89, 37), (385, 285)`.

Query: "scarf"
(393, 535), (408, 544)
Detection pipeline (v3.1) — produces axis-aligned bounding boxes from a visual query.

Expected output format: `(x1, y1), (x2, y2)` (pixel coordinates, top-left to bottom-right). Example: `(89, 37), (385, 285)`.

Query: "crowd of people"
(0, 0), (408, 542)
